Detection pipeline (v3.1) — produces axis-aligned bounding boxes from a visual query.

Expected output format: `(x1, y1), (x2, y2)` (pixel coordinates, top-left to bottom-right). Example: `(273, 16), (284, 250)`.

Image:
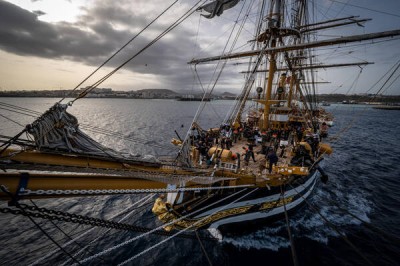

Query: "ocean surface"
(0, 98), (399, 266)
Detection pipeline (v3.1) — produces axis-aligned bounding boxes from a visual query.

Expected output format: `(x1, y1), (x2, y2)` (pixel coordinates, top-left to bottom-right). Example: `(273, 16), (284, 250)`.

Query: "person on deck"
(220, 137), (226, 149)
(258, 157), (267, 174)
(247, 142), (256, 162)
(242, 146), (250, 166)
(266, 149), (278, 173)
(320, 122), (328, 138)
(197, 141), (208, 164)
(225, 137), (232, 150)
(233, 128), (239, 143)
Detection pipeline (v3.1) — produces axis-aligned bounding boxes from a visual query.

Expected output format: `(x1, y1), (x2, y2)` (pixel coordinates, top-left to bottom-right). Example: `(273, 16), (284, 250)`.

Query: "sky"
(1, 0), (400, 95)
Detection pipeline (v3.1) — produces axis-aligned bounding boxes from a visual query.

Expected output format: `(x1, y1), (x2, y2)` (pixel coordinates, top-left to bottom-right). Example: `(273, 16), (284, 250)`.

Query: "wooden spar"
(240, 62), (374, 73)
(275, 81), (331, 84)
(188, 29), (400, 64)
(0, 172), (168, 200)
(0, 148), (254, 200)
(297, 16), (359, 29)
(300, 18), (372, 33)
(0, 148), (161, 170)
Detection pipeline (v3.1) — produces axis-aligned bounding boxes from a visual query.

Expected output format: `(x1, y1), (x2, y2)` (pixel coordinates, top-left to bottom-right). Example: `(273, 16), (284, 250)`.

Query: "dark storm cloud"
(0, 0), (215, 89)
(0, 1), (113, 59)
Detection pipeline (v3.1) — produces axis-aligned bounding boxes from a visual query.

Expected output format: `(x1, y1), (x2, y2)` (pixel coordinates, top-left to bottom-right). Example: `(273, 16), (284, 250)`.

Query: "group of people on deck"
(191, 119), (328, 173)
(219, 122), (287, 173)
(240, 127), (283, 173)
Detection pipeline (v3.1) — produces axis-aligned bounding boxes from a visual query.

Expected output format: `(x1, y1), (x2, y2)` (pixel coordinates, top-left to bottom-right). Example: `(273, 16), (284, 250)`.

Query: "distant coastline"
(0, 89), (399, 103)
(0, 88), (237, 100)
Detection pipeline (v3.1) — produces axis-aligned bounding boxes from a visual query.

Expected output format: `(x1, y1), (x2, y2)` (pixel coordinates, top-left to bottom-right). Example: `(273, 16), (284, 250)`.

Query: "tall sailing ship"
(1, 0), (400, 247)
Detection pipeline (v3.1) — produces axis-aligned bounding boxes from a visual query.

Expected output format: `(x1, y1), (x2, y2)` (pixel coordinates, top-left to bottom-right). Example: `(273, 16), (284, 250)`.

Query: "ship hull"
(172, 170), (319, 235)
(213, 172), (317, 234)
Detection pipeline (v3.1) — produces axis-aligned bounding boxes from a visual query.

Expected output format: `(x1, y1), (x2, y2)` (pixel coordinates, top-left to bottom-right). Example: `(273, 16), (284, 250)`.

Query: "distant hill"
(219, 91), (237, 100)
(136, 89), (179, 95)
(220, 91), (237, 98)
(174, 89), (238, 97)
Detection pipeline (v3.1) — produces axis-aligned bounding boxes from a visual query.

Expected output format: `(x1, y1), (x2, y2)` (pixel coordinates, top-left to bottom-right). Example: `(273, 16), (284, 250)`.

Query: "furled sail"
(198, 0), (239, 19)
(26, 103), (124, 158)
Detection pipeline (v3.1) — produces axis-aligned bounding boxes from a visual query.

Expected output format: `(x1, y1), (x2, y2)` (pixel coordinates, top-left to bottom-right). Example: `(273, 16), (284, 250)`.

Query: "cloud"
(0, 1), (102, 58)
(1, 0), (400, 95)
(32, 10), (46, 16)
(0, 0), (221, 90)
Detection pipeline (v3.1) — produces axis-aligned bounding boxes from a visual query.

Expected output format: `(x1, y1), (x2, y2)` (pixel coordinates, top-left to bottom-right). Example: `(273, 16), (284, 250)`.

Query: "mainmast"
(262, 0), (281, 129)
(187, 0), (400, 129)
(261, 0), (307, 130)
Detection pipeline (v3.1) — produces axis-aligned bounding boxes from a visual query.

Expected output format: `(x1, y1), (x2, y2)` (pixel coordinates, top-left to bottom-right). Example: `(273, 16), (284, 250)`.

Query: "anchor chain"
(0, 204), (217, 241)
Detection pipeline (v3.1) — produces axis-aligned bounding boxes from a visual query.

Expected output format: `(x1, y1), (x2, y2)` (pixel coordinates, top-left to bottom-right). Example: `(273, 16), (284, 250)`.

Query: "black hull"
(171, 170), (319, 237)
(217, 195), (308, 236)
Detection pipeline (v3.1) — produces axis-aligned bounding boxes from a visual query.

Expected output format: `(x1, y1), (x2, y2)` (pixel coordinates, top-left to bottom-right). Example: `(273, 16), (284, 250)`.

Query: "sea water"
(0, 98), (399, 266)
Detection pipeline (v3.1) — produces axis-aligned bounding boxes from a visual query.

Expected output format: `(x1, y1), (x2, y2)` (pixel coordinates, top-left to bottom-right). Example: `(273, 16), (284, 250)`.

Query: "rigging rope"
(195, 230), (213, 266)
(70, 0), (206, 104)
(0, 113), (25, 127)
(287, 183), (375, 266)
(177, 0), (255, 166)
(116, 188), (259, 266)
(0, 186), (82, 265)
(0, 101), (41, 116)
(0, 106), (37, 118)
(28, 194), (154, 266)
(76, 188), (251, 265)
(59, 1), (179, 103)
(0, 101), (174, 151)
(191, 66), (224, 122)
(58, 194), (156, 266)
(28, 199), (109, 265)
(329, 60), (400, 143)
(0, 129), (27, 156)
(2, 226), (89, 266)
(0, 1), (207, 165)
(328, 0), (400, 18)
(82, 126), (174, 151)
(0, 194), (218, 264)
(280, 185), (299, 266)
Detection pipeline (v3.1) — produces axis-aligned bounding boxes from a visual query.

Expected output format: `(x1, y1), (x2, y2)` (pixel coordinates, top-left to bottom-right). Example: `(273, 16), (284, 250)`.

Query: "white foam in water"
(346, 193), (372, 223)
(207, 228), (223, 241)
(223, 229), (290, 251)
(294, 180), (372, 243)
(221, 223), (291, 251)
(222, 178), (373, 250)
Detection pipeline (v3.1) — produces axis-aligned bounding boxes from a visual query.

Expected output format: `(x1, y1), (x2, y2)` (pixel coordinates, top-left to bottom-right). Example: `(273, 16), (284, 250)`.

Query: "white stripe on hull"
(207, 172), (318, 229)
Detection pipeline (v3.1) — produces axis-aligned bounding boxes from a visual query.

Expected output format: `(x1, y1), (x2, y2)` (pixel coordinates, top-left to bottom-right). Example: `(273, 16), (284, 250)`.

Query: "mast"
(262, 0), (281, 130)
(287, 73), (296, 107)
(264, 46), (276, 129)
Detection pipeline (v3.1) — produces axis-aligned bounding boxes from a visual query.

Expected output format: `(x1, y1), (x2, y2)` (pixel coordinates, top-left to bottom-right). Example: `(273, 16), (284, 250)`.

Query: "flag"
(198, 0), (240, 19)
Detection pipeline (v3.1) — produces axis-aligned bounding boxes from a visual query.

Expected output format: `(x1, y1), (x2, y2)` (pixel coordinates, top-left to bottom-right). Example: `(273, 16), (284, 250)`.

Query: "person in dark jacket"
(247, 142), (256, 162)
(266, 150), (278, 173)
